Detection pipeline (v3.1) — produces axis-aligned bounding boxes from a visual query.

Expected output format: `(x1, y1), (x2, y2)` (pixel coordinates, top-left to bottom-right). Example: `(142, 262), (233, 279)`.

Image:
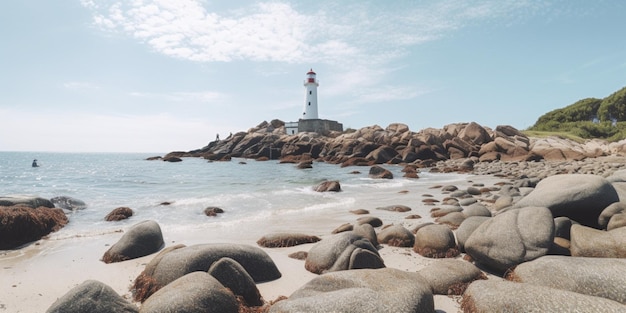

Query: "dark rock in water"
(163, 156), (182, 162)
(462, 280), (626, 313)
(102, 220), (164, 263)
(305, 232), (384, 274)
(104, 207), (133, 221)
(0, 195), (54, 208)
(0, 206), (68, 249)
(314, 180), (341, 192)
(464, 207), (554, 272)
(139, 272), (238, 313)
(132, 243), (281, 302)
(256, 233), (321, 248)
(509, 255), (626, 304)
(204, 206), (225, 216)
(368, 165), (393, 179)
(145, 156), (162, 161)
(50, 196), (87, 211)
(296, 161), (313, 169)
(513, 174), (619, 228)
(269, 268), (434, 313)
(45, 280), (138, 313)
(208, 257), (263, 307)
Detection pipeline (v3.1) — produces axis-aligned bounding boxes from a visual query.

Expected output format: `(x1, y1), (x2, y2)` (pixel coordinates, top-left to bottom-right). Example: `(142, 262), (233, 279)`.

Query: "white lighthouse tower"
(303, 69), (319, 120)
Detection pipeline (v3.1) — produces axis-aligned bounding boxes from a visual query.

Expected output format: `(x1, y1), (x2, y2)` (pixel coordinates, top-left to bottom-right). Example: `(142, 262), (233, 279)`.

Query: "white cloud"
(82, 0), (549, 105)
(84, 1), (546, 65)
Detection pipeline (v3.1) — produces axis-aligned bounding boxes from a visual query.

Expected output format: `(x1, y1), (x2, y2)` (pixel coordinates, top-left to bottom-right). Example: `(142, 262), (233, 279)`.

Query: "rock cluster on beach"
(0, 196), (68, 250)
(5, 121), (626, 312)
(37, 165), (626, 312)
(156, 120), (626, 168)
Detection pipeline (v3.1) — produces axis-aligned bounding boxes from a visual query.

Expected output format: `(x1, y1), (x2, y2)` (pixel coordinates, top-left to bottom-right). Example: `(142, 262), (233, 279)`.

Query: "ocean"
(0, 151), (472, 243)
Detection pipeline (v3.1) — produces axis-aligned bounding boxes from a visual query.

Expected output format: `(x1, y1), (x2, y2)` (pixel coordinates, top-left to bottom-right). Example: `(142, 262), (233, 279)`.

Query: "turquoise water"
(0, 152), (470, 241)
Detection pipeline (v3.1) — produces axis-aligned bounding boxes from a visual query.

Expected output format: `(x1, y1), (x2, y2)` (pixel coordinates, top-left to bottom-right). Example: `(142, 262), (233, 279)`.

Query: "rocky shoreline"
(160, 120), (626, 169)
(30, 159), (626, 312)
(3, 121), (626, 312)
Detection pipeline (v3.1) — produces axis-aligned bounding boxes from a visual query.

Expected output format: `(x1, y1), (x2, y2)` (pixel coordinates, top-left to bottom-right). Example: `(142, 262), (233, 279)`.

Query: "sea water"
(0, 151), (471, 243)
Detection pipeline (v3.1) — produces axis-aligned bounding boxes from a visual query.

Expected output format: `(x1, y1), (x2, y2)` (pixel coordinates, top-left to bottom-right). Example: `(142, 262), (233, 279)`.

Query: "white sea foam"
(0, 152), (472, 241)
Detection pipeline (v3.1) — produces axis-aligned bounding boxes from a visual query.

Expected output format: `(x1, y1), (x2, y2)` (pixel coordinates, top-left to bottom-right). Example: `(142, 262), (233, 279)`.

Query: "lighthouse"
(285, 68), (343, 135)
(303, 69), (319, 120)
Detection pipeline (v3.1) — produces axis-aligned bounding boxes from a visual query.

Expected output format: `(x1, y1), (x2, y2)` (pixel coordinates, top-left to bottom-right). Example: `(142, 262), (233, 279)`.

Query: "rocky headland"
(161, 120), (626, 178)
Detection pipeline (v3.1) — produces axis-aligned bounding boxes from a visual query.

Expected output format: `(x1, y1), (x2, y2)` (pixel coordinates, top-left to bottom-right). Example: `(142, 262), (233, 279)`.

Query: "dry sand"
(0, 174), (506, 312)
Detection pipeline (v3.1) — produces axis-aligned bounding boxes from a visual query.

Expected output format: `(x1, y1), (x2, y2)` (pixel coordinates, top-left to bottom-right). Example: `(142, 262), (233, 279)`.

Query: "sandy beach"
(0, 172), (509, 312)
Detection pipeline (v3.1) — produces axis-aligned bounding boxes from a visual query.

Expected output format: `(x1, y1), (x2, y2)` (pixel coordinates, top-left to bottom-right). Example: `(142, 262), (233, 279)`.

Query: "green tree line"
(529, 86), (626, 141)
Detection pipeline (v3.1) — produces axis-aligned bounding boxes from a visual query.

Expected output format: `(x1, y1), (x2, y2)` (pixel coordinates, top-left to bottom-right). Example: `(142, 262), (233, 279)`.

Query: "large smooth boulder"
(46, 280), (137, 313)
(464, 207), (554, 272)
(455, 216), (490, 252)
(305, 232), (384, 274)
(207, 257), (263, 307)
(458, 122), (491, 145)
(377, 225), (414, 247)
(608, 213), (626, 230)
(413, 224), (459, 258)
(139, 272), (238, 313)
(510, 256), (626, 304)
(132, 244), (281, 302)
(352, 223), (379, 247)
(0, 206), (68, 249)
(462, 280), (626, 312)
(417, 259), (485, 295)
(102, 220), (164, 263)
(462, 203), (491, 217)
(570, 224), (626, 258)
(513, 174), (619, 228)
(269, 268), (434, 313)
(0, 195), (54, 208)
(599, 202), (626, 229)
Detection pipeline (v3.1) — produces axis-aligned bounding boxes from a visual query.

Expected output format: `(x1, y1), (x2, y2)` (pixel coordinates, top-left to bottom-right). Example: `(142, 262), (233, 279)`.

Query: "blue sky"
(1, 1), (625, 153)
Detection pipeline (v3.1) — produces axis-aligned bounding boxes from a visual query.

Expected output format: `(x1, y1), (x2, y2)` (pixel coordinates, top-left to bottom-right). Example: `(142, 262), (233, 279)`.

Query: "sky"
(1, 1), (625, 153)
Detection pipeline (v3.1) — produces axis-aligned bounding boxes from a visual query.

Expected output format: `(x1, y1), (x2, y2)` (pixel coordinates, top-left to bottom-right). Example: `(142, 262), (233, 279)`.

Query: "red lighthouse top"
(305, 68), (317, 84)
